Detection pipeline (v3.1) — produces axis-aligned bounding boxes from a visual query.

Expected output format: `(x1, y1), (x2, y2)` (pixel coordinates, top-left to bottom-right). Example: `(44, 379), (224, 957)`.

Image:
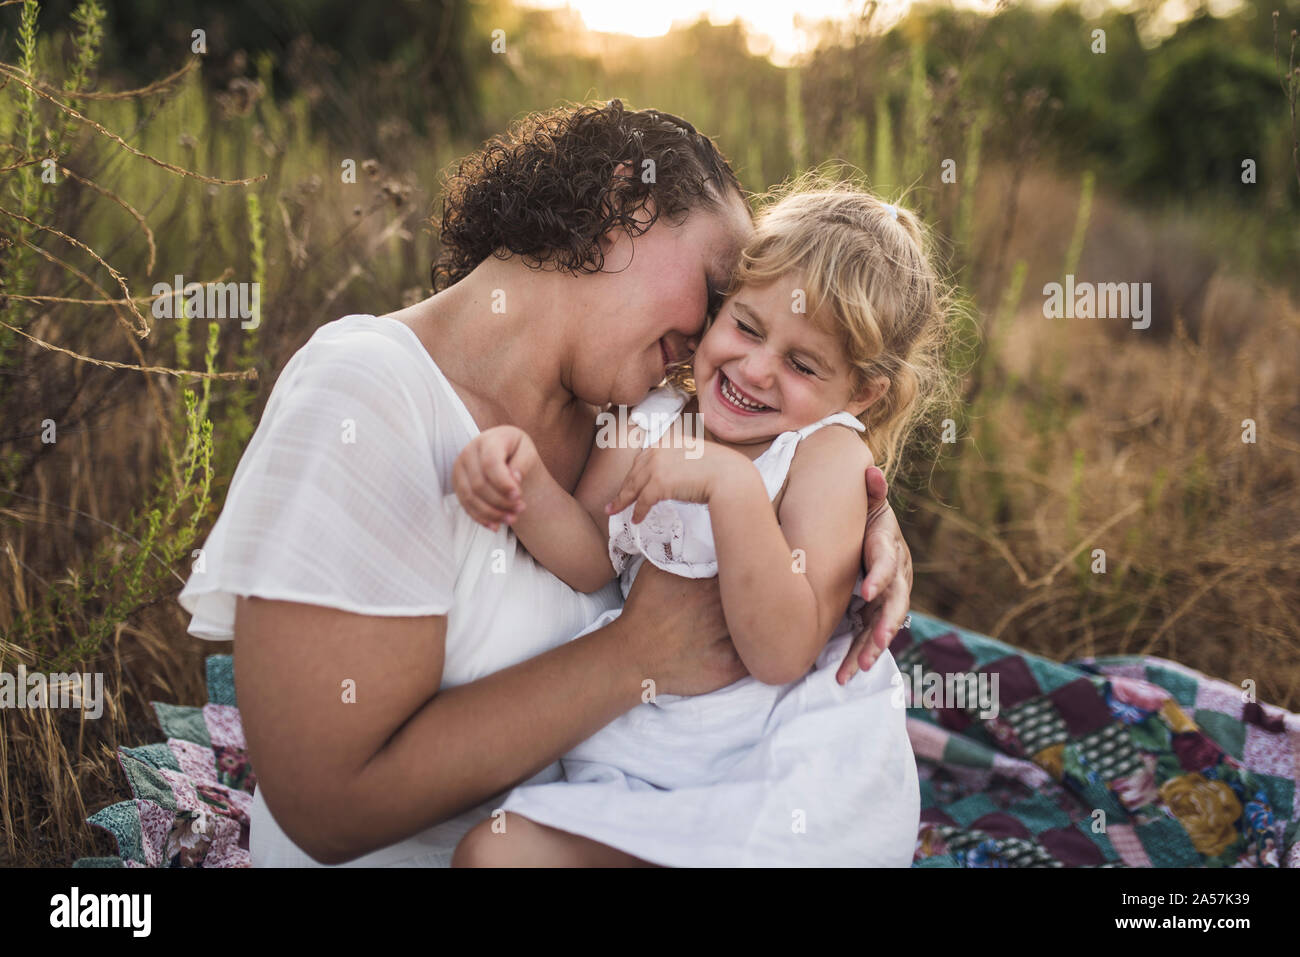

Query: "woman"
(179, 101), (916, 867)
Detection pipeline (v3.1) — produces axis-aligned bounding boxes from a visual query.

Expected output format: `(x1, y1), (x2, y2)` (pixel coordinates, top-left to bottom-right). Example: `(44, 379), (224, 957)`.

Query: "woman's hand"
(605, 441), (746, 524)
(837, 466), (914, 685)
(451, 426), (538, 531)
(619, 563), (747, 696)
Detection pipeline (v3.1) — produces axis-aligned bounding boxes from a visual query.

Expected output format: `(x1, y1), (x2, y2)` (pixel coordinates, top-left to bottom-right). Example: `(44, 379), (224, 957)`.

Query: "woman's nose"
(663, 331), (694, 364)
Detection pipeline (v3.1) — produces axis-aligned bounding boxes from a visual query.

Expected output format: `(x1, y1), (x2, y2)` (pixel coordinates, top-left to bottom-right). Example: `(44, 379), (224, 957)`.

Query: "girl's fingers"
(461, 464), (520, 528)
(454, 469), (491, 527)
(478, 440), (519, 489)
(478, 499), (521, 523)
(468, 456), (522, 512)
(630, 484), (661, 524)
(606, 467), (648, 517)
(454, 444), (522, 532)
(469, 501), (515, 530)
(482, 448), (522, 502)
(606, 450), (669, 522)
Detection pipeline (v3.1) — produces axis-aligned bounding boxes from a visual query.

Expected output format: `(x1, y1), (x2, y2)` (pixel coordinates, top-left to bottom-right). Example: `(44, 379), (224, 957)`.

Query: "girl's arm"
(509, 455), (616, 593)
(503, 421), (651, 591)
(453, 426), (618, 593)
(712, 428), (870, 684)
(605, 429), (870, 685)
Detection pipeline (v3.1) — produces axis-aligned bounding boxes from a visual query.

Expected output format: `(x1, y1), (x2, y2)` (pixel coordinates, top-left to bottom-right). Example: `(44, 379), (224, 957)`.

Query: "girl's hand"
(451, 426), (539, 532)
(837, 466), (915, 685)
(604, 442), (743, 524)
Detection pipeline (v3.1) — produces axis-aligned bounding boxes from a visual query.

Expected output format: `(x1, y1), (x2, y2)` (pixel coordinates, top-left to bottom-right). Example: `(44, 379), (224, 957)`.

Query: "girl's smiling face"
(693, 273), (882, 449)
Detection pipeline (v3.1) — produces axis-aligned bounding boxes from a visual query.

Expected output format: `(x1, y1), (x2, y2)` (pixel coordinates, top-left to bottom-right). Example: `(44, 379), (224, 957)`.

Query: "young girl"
(450, 183), (948, 867)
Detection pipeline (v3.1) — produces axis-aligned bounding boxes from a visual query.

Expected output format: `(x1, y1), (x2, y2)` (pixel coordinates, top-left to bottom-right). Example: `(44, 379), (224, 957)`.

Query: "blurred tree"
(26, 0), (481, 136)
(1128, 32), (1281, 202)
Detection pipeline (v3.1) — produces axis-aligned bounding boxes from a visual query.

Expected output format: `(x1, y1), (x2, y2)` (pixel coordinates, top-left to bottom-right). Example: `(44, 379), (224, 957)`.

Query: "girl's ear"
(846, 376), (889, 418)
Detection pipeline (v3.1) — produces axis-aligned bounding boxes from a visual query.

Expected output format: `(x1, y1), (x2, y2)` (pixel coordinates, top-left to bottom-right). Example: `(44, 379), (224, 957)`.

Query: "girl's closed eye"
(734, 315), (819, 377)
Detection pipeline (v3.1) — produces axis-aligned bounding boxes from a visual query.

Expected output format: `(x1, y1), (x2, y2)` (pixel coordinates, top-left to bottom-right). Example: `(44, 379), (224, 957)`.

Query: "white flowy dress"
(178, 314), (623, 867)
(500, 386), (921, 867)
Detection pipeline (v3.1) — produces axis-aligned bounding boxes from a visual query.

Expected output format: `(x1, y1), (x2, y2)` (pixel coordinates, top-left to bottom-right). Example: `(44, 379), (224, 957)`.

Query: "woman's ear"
(846, 376), (889, 418)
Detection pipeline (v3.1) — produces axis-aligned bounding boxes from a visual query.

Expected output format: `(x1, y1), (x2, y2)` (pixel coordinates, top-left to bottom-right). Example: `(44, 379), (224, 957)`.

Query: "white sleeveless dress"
(500, 387), (921, 866)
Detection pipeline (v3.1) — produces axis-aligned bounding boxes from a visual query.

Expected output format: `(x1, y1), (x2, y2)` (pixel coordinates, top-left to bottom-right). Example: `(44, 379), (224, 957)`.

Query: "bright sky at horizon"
(519, 0), (1245, 63)
(521, 0), (995, 63)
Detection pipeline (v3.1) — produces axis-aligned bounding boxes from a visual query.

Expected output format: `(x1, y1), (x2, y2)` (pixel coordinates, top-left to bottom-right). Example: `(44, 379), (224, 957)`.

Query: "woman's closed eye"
(706, 282), (726, 317)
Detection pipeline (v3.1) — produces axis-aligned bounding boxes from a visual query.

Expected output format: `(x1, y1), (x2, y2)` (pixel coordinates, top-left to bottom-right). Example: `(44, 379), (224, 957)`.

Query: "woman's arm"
(836, 466), (915, 683)
(233, 562), (742, 865)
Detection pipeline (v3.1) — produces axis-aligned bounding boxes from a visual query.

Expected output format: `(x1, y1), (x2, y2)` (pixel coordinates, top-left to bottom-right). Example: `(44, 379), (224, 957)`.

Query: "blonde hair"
(674, 173), (956, 480)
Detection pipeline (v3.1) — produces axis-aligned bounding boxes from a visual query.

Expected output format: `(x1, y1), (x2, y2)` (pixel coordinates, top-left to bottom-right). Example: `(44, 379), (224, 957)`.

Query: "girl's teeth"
(722, 375), (769, 411)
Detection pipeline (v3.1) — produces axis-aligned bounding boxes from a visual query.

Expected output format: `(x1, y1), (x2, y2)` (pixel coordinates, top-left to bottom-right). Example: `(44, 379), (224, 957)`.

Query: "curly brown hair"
(431, 100), (745, 291)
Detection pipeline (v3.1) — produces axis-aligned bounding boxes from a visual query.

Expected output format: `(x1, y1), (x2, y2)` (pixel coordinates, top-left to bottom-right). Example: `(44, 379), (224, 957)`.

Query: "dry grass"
(899, 164), (1300, 709)
(2, 8), (1298, 867)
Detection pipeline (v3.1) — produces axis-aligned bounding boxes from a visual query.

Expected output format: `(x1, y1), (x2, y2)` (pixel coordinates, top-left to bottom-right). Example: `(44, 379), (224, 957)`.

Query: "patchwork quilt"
(75, 612), (1299, 868)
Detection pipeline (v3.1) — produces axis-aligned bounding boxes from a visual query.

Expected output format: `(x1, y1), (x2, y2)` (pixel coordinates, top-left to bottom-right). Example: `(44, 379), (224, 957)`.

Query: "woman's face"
(692, 272), (872, 447)
(567, 190), (753, 409)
